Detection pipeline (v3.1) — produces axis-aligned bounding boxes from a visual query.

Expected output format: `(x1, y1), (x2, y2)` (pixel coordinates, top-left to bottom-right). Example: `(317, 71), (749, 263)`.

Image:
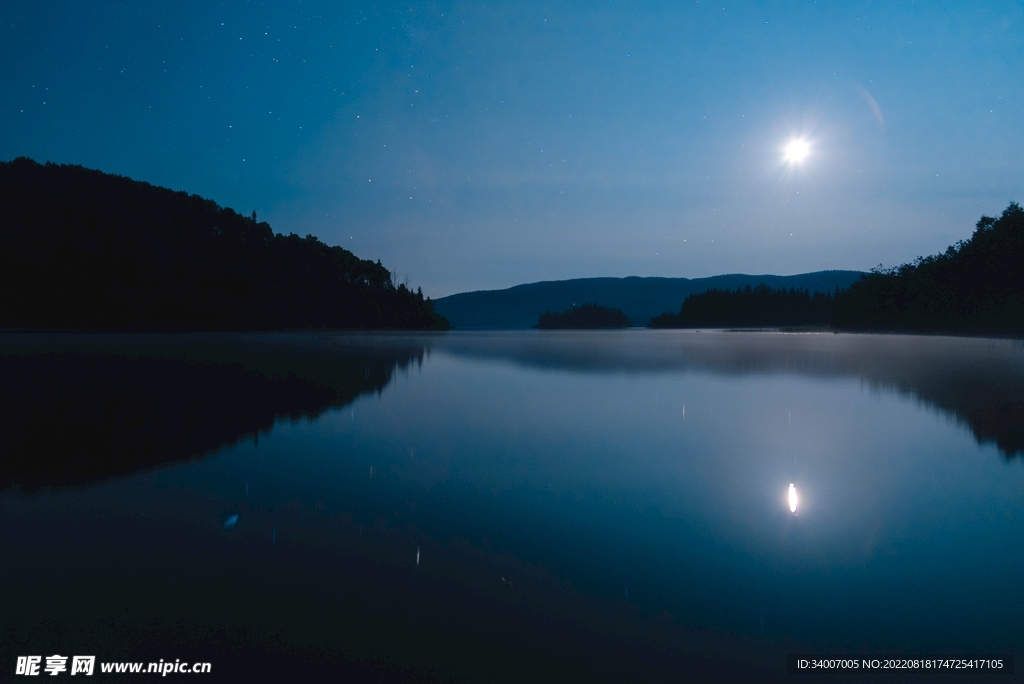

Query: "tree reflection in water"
(432, 331), (1024, 459)
(0, 333), (427, 490)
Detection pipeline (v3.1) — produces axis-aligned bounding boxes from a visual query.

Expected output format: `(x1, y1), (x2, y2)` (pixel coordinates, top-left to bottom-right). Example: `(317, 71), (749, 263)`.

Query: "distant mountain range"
(434, 271), (866, 329)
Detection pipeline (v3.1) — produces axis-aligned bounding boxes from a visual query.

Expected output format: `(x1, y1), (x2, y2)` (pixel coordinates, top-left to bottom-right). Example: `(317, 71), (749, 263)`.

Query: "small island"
(0, 158), (448, 331)
(534, 303), (631, 329)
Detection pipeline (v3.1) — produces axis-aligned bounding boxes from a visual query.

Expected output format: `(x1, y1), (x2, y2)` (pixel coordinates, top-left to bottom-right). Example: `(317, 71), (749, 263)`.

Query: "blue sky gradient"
(3, 1), (1022, 296)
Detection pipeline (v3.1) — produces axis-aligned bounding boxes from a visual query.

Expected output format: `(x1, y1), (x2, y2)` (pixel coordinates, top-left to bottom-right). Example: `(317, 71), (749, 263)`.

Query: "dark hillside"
(833, 203), (1024, 334)
(0, 158), (447, 330)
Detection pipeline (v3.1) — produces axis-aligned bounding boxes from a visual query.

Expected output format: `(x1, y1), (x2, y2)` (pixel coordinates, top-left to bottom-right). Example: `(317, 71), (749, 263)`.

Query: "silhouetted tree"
(832, 203), (1024, 334)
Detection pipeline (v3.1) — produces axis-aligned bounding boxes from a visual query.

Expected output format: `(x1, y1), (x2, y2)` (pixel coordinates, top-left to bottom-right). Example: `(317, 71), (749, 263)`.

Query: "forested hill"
(650, 285), (836, 328)
(833, 203), (1024, 334)
(0, 158), (447, 330)
(435, 271), (864, 329)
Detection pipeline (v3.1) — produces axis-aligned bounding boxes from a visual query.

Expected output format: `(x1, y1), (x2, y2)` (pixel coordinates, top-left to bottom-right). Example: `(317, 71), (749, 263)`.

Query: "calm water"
(2, 331), (1023, 682)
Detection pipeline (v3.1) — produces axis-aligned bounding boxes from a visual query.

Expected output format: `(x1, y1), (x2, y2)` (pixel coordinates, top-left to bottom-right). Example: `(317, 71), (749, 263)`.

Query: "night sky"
(3, 1), (1022, 297)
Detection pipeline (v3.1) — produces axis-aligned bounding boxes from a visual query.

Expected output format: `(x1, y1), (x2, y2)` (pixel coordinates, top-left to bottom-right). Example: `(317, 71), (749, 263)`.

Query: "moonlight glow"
(788, 483), (799, 514)
(784, 138), (810, 164)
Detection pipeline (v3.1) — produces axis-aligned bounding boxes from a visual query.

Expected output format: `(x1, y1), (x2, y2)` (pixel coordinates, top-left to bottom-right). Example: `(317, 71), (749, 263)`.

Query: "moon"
(784, 138), (810, 164)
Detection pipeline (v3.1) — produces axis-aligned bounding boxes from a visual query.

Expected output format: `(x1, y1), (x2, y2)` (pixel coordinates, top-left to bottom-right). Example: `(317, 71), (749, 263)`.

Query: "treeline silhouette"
(535, 303), (631, 329)
(649, 285), (837, 328)
(833, 203), (1024, 334)
(0, 158), (447, 330)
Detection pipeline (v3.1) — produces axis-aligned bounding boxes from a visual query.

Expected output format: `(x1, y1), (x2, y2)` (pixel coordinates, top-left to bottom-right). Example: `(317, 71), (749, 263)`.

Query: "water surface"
(2, 331), (1023, 681)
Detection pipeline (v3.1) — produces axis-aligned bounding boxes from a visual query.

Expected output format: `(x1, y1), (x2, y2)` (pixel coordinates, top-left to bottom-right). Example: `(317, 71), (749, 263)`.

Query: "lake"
(2, 331), (1023, 682)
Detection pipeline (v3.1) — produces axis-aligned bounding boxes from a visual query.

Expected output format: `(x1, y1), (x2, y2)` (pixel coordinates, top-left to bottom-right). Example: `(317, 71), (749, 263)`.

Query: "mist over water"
(2, 332), (1022, 680)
